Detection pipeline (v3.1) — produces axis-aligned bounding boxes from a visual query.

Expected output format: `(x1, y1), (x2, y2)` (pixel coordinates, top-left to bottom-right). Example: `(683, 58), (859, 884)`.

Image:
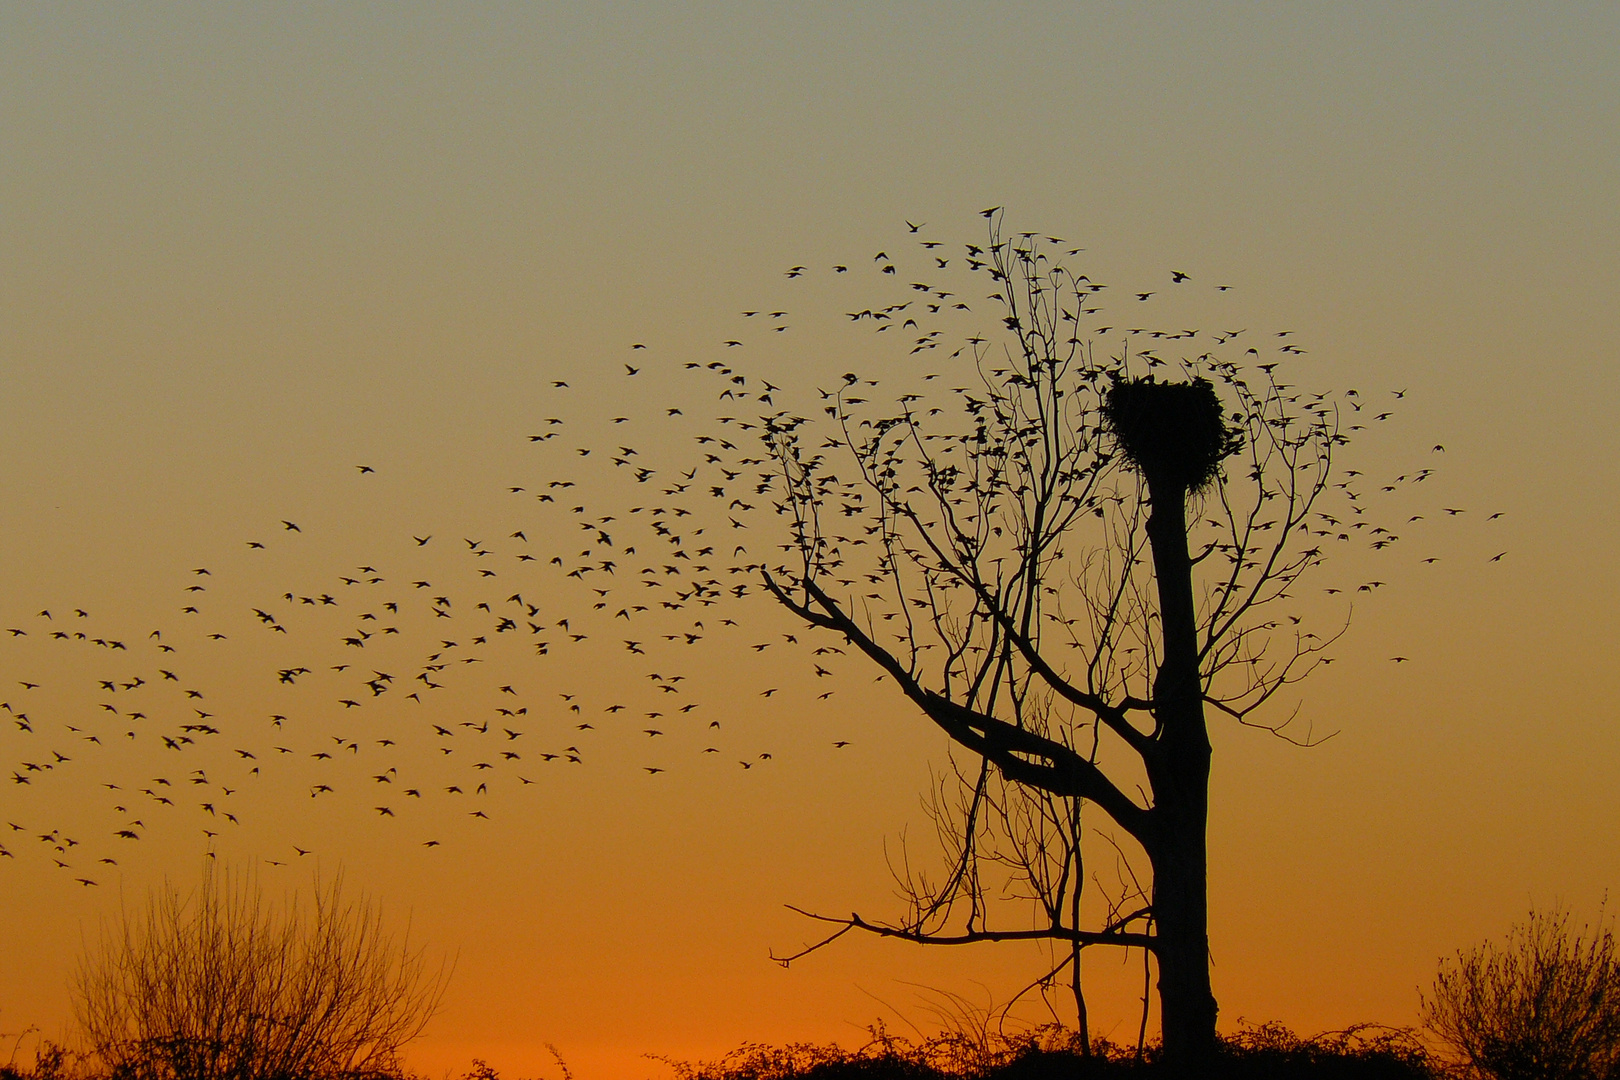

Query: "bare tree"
(749, 214), (1365, 1066)
(1423, 907), (1620, 1080)
(75, 863), (447, 1080)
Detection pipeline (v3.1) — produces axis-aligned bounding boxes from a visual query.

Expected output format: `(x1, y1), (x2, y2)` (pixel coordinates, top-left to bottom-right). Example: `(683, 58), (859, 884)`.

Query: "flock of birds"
(0, 215), (1507, 885)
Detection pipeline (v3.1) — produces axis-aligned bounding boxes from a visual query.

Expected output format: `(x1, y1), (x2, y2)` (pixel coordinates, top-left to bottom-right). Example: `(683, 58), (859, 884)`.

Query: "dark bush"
(666, 1022), (1433, 1080)
(73, 864), (445, 1080)
(1422, 908), (1620, 1080)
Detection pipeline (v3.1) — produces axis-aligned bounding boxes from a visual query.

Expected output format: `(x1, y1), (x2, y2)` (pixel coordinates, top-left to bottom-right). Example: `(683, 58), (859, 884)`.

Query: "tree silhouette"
(701, 218), (1361, 1066)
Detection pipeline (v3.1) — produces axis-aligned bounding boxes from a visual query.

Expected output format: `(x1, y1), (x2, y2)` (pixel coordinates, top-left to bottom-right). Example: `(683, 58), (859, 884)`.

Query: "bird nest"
(1102, 377), (1242, 494)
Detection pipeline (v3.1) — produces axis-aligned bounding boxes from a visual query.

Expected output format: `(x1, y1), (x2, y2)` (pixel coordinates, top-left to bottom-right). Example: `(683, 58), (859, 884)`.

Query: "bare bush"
(663, 1020), (1432, 1080)
(1422, 908), (1620, 1080)
(74, 864), (447, 1080)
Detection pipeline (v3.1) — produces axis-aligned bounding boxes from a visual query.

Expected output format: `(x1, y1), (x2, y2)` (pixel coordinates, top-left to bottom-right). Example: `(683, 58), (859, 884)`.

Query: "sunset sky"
(3, 5), (1619, 1078)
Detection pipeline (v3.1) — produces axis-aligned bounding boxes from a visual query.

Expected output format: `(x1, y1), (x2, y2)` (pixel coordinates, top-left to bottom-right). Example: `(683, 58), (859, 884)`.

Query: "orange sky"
(3, 6), (1619, 1079)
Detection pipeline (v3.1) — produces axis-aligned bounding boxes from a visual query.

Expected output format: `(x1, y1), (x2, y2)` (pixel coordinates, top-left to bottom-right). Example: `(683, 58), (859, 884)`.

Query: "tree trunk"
(1150, 800), (1217, 1069)
(1142, 477), (1220, 1068)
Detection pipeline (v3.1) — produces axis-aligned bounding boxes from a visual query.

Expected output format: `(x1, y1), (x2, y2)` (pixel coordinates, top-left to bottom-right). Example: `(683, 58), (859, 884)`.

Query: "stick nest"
(1103, 377), (1243, 494)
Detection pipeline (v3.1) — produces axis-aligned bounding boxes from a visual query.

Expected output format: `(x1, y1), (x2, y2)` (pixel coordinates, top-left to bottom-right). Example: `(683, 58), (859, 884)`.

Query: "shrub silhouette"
(1422, 908), (1620, 1080)
(664, 1022), (1431, 1080)
(73, 864), (446, 1080)
(0, 1040), (75, 1080)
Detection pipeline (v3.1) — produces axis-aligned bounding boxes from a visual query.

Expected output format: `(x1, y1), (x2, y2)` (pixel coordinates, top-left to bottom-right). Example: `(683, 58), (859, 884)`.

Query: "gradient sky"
(3, 5), (1619, 1078)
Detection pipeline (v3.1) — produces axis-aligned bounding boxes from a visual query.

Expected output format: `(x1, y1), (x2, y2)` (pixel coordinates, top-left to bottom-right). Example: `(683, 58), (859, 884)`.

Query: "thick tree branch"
(763, 572), (1156, 846)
